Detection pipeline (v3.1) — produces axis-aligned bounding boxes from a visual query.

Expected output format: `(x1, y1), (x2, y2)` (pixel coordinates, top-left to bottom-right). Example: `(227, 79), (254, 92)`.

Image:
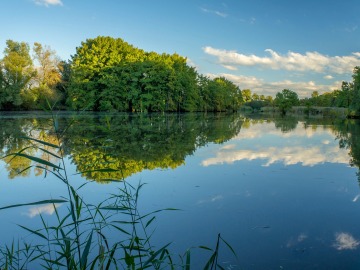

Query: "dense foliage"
(274, 89), (299, 115)
(299, 67), (360, 116)
(1, 36), (360, 116)
(67, 36), (242, 112)
(0, 36), (242, 112)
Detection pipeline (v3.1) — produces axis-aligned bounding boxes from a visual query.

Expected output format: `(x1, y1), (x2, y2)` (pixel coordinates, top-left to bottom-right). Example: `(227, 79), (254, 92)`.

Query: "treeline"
(1, 36), (360, 115)
(242, 67), (360, 116)
(300, 72), (360, 115)
(0, 36), (242, 112)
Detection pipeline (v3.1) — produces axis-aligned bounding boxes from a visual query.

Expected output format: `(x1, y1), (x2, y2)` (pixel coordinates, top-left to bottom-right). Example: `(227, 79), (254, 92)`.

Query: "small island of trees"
(1, 36), (360, 117)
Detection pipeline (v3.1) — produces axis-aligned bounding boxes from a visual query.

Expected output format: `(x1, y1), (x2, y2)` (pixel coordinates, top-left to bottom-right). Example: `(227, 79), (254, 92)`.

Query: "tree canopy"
(67, 36), (243, 112)
(274, 89), (299, 115)
(0, 40), (35, 110)
(1, 36), (360, 117)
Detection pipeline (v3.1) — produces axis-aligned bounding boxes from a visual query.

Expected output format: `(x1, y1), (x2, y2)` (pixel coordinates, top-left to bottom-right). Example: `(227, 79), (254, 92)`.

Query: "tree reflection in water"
(0, 113), (243, 182)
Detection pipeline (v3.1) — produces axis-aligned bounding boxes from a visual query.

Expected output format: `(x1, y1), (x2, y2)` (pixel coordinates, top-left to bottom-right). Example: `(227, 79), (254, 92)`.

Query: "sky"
(1, 0), (360, 97)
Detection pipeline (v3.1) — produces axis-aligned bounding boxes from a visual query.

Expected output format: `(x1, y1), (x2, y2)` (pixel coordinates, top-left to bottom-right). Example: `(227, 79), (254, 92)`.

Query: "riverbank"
(249, 106), (351, 119)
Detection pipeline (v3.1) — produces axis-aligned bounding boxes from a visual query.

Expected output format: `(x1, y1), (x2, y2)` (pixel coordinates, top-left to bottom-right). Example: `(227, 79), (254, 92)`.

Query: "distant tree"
(0, 40), (35, 110)
(241, 89), (252, 102)
(274, 89), (299, 115)
(28, 42), (62, 108)
(56, 60), (72, 106)
(252, 93), (259, 101)
(311, 91), (319, 98)
(265, 95), (273, 104)
(351, 66), (360, 113)
(246, 100), (267, 111)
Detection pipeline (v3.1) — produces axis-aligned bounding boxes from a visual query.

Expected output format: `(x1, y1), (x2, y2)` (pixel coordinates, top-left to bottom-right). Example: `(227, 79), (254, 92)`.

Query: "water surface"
(0, 112), (360, 269)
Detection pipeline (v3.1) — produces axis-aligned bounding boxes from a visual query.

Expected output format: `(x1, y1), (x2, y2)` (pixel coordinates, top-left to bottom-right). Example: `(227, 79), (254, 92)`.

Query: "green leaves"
(67, 36), (242, 113)
(274, 89), (299, 115)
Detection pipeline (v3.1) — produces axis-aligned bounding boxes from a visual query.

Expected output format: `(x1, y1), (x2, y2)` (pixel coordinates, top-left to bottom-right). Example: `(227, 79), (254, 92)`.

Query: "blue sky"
(1, 0), (360, 97)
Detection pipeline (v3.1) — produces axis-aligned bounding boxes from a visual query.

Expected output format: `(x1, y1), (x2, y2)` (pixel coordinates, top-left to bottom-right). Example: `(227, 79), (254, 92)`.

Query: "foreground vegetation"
(0, 110), (237, 269)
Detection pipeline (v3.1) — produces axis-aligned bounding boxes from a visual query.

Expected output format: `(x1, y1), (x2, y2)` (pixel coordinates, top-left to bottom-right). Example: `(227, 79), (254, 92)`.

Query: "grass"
(0, 106), (237, 269)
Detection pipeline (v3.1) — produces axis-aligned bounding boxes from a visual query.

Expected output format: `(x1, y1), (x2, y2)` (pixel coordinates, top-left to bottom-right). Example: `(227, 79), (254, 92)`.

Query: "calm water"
(1, 112), (360, 269)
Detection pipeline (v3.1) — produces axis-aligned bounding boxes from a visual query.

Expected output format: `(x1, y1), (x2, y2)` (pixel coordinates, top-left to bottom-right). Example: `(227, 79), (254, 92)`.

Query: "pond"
(0, 112), (360, 269)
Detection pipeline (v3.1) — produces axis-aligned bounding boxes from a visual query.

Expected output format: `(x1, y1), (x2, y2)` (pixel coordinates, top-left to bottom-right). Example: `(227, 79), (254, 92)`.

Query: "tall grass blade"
(142, 243), (171, 268)
(145, 216), (156, 228)
(38, 147), (61, 159)
(203, 252), (216, 270)
(19, 136), (60, 149)
(219, 235), (237, 258)
(185, 249), (191, 270)
(5, 153), (62, 170)
(0, 199), (67, 211)
(1, 146), (32, 160)
(110, 224), (130, 235)
(17, 225), (48, 241)
(198, 246), (212, 251)
(80, 231), (93, 270)
(105, 243), (118, 270)
(124, 249), (135, 268)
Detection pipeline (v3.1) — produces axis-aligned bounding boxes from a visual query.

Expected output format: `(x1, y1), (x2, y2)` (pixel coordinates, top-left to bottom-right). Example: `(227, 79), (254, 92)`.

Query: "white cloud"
(197, 195), (223, 204)
(26, 203), (62, 218)
(333, 232), (359, 250)
(324, 75), (334, 80)
(222, 65), (238, 71)
(203, 47), (360, 74)
(287, 233), (308, 248)
(207, 72), (342, 98)
(200, 7), (228, 18)
(34, 0), (63, 7)
(207, 73), (263, 89)
(186, 58), (197, 68)
(345, 25), (358, 33)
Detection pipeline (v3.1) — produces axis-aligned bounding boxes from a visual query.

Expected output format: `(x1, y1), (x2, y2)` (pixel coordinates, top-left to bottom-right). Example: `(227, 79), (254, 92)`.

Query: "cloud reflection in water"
(26, 203), (62, 218)
(333, 232), (359, 250)
(201, 122), (350, 168)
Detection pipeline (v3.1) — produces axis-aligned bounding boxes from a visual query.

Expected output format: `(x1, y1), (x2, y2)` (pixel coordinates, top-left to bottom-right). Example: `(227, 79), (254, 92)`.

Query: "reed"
(0, 106), (236, 269)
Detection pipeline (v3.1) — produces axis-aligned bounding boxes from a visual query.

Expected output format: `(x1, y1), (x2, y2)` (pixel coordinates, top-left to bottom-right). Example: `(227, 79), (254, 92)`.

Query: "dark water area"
(0, 112), (360, 269)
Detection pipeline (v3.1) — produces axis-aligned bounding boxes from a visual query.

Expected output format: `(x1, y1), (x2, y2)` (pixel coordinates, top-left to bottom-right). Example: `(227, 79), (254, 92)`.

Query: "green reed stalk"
(0, 105), (237, 269)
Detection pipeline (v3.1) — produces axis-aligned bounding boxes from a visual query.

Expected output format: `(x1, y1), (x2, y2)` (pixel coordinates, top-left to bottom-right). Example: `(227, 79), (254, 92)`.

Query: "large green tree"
(67, 36), (243, 112)
(68, 36), (145, 110)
